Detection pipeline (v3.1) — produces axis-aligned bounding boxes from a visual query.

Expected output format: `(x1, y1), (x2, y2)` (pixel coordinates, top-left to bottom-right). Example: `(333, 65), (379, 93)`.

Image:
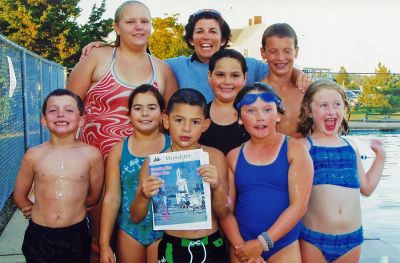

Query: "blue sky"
(78, 0), (400, 73)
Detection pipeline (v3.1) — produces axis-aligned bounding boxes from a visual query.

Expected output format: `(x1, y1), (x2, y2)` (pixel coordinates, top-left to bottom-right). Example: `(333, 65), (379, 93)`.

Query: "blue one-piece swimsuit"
(117, 134), (170, 246)
(299, 136), (363, 262)
(235, 137), (301, 259)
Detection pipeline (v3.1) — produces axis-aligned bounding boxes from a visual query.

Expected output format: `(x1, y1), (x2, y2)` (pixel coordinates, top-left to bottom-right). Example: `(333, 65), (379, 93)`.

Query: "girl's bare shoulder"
(76, 141), (103, 160)
(89, 46), (114, 58)
(202, 145), (224, 159)
(288, 135), (309, 146)
(287, 136), (310, 157)
(226, 145), (241, 162)
(151, 56), (173, 73)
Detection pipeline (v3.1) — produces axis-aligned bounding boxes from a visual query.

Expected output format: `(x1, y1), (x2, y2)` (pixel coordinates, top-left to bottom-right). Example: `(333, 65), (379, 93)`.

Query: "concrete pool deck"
(0, 210), (399, 263)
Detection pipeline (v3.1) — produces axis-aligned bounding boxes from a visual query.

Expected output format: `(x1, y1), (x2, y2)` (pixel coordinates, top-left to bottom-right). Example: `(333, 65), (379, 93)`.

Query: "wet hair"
(184, 9), (231, 50)
(297, 79), (350, 136)
(114, 1), (150, 47)
(166, 88), (209, 118)
(128, 84), (164, 114)
(42, 89), (84, 116)
(234, 82), (285, 117)
(209, 49), (247, 74)
(261, 23), (298, 49)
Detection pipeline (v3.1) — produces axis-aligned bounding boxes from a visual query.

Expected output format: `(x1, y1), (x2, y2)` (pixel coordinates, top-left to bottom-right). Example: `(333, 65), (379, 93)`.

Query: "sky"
(78, 0), (400, 73)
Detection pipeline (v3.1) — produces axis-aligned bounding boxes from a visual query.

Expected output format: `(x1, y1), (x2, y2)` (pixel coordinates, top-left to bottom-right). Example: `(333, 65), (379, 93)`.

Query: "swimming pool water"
(349, 131), (400, 250)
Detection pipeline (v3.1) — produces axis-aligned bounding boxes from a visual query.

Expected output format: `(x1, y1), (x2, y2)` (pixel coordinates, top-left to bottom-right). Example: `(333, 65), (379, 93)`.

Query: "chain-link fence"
(0, 35), (65, 211)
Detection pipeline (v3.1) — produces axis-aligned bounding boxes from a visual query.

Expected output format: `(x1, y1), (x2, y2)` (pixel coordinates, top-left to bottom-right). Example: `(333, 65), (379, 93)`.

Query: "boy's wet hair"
(42, 89), (84, 116)
(234, 82), (285, 117)
(184, 9), (231, 50)
(261, 23), (298, 49)
(209, 49), (247, 74)
(128, 84), (164, 114)
(166, 88), (209, 118)
(297, 79), (350, 136)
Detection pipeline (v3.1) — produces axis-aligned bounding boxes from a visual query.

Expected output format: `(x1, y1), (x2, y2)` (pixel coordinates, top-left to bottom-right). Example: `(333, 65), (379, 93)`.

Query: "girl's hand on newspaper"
(141, 175), (164, 199)
(197, 164), (221, 189)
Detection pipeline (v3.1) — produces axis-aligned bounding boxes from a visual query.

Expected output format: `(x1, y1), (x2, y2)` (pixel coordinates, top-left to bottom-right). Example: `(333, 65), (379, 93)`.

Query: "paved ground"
(350, 121), (400, 131)
(0, 210), (399, 263)
(0, 210), (26, 263)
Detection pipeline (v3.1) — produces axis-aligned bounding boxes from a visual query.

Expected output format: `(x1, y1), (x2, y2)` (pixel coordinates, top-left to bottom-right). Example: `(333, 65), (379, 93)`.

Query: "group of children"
(13, 21), (386, 263)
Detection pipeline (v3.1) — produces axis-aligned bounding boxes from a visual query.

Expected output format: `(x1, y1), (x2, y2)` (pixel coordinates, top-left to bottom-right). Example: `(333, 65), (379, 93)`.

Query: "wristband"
(257, 235), (269, 252)
(261, 232), (274, 249)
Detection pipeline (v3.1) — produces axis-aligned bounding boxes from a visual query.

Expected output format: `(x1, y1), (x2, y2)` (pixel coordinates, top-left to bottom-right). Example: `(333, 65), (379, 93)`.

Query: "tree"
(358, 63), (391, 111)
(0, 0), (80, 64)
(0, 0), (113, 69)
(149, 15), (192, 60)
(67, 0), (113, 69)
(335, 66), (350, 87)
(0, 1), (39, 48)
(384, 75), (400, 114)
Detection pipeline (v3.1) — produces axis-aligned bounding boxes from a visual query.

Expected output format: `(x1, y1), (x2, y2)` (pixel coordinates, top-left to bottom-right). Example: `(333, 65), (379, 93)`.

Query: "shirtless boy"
(131, 88), (230, 262)
(261, 23), (310, 138)
(13, 89), (104, 263)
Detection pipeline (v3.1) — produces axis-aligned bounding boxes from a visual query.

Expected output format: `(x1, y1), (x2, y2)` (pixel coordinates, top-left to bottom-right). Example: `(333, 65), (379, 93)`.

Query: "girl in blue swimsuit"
(99, 84), (170, 263)
(297, 79), (386, 263)
(220, 82), (313, 262)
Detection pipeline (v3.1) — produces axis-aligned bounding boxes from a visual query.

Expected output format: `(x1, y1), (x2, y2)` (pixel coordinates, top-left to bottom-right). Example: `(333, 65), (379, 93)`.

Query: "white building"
(230, 16), (266, 60)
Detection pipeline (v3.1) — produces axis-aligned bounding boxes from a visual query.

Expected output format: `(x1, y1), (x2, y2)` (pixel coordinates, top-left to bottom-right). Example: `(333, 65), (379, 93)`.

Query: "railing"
(0, 35), (66, 211)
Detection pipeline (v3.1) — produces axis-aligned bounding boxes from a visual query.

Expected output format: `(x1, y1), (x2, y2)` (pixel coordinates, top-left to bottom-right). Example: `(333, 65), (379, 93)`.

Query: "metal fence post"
(39, 60), (45, 143)
(21, 50), (30, 150)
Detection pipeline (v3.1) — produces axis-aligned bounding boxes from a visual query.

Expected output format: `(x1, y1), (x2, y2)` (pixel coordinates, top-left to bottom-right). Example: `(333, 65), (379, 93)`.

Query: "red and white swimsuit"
(79, 48), (159, 158)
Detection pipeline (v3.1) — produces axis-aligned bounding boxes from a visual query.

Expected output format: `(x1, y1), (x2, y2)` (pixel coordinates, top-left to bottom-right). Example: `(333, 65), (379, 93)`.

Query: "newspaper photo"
(149, 149), (212, 230)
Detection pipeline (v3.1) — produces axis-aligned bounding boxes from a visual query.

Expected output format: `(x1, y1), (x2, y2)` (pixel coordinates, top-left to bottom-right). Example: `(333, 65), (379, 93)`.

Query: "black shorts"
(158, 231), (228, 263)
(22, 218), (91, 263)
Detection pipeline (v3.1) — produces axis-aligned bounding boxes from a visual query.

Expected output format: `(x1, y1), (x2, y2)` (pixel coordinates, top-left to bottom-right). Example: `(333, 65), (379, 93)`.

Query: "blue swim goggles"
(236, 92), (283, 110)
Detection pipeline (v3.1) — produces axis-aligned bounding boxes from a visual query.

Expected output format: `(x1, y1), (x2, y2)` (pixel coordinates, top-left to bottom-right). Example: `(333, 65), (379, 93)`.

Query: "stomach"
(302, 185), (362, 233)
(166, 214), (220, 239)
(31, 190), (88, 228)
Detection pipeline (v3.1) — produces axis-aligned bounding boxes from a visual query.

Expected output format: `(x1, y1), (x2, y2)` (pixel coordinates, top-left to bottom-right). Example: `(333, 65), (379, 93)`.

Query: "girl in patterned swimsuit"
(100, 84), (170, 263)
(66, 2), (177, 260)
(67, 1), (176, 158)
(221, 82), (313, 262)
(297, 79), (386, 263)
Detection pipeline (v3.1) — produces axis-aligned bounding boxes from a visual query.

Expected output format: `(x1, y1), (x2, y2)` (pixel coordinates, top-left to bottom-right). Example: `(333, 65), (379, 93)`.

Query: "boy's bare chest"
(34, 154), (90, 182)
(277, 91), (304, 137)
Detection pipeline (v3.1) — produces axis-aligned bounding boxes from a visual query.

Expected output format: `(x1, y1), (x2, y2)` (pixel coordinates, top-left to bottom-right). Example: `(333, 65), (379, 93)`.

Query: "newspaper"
(149, 149), (212, 230)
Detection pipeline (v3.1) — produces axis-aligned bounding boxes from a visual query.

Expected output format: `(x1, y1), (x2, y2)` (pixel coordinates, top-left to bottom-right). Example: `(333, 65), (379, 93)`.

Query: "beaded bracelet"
(257, 235), (269, 252)
(261, 232), (274, 249)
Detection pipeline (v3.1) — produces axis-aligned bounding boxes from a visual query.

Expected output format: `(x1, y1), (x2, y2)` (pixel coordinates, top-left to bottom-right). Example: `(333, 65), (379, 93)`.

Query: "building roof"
(229, 23), (268, 59)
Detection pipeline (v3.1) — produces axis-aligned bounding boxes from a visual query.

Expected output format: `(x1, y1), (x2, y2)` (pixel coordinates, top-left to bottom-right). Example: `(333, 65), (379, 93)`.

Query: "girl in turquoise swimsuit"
(297, 79), (386, 263)
(99, 84), (170, 263)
